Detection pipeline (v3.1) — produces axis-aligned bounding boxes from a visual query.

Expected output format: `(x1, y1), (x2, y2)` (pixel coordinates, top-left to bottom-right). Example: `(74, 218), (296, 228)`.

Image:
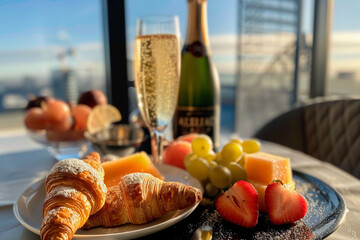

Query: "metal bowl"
(84, 124), (146, 157)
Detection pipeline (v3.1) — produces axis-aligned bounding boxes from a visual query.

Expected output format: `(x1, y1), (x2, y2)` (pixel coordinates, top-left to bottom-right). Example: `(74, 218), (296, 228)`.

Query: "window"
(235, 0), (307, 137)
(3, 0), (355, 140)
(0, 0), (106, 131)
(328, 0), (360, 96)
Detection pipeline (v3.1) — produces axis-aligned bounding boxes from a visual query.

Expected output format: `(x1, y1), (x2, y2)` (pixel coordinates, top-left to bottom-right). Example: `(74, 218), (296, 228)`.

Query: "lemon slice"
(87, 104), (122, 134)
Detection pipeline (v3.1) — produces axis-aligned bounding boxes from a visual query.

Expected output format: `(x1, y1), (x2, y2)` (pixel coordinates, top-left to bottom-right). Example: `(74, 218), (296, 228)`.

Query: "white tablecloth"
(0, 132), (360, 239)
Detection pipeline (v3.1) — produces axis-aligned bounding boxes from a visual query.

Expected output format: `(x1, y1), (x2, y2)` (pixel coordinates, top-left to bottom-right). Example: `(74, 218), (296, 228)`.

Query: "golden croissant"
(83, 172), (202, 229)
(40, 152), (107, 240)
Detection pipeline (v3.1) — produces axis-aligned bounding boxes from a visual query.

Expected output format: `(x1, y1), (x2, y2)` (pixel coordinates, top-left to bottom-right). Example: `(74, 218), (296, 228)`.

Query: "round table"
(0, 132), (359, 239)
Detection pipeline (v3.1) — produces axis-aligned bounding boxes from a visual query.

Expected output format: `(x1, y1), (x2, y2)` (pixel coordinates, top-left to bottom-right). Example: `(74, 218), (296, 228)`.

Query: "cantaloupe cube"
(245, 152), (293, 185)
(249, 179), (295, 212)
(248, 180), (267, 212)
(101, 152), (164, 188)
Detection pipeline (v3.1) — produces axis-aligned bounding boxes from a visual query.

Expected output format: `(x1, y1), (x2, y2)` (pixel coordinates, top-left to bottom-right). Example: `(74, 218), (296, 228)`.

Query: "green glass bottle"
(173, 0), (220, 148)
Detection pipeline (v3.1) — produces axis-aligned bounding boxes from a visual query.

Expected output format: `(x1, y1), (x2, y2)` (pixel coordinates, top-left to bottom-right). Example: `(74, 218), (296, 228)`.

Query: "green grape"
(237, 154), (246, 167)
(186, 157), (210, 181)
(191, 134), (213, 157)
(184, 153), (197, 169)
(216, 158), (227, 166)
(229, 137), (243, 146)
(200, 177), (210, 185)
(208, 160), (217, 168)
(227, 162), (247, 184)
(241, 139), (261, 154)
(209, 165), (232, 189)
(205, 182), (219, 197)
(221, 142), (243, 165)
(215, 151), (222, 161)
(204, 150), (216, 162)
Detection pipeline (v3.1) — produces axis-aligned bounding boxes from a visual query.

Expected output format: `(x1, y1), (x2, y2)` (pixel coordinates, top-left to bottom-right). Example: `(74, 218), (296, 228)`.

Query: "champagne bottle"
(173, 0), (220, 148)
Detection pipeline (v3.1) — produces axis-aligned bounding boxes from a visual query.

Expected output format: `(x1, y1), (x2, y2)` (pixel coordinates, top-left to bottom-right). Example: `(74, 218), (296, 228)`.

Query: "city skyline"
(0, 0), (359, 132)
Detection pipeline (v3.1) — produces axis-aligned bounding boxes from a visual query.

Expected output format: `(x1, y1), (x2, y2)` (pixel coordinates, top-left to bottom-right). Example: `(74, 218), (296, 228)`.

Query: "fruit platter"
(19, 92), (346, 240)
(160, 134), (346, 239)
(23, 90), (121, 160)
(14, 132), (346, 240)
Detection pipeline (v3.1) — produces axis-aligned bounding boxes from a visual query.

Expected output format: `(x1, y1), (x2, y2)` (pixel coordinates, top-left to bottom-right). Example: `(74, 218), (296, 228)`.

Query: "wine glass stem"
(151, 130), (164, 164)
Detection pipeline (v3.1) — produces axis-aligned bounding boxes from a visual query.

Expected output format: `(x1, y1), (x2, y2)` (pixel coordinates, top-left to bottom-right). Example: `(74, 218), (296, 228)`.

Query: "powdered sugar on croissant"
(40, 152), (107, 240)
(83, 172), (202, 229)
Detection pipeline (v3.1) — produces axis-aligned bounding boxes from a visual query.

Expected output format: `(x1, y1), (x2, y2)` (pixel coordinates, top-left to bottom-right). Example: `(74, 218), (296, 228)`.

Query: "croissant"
(83, 172), (202, 229)
(40, 152), (107, 240)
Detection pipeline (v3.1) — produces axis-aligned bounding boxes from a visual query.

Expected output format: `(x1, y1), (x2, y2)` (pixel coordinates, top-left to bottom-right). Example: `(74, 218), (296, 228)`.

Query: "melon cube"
(248, 180), (267, 212)
(101, 152), (164, 188)
(249, 179), (295, 212)
(244, 152), (293, 185)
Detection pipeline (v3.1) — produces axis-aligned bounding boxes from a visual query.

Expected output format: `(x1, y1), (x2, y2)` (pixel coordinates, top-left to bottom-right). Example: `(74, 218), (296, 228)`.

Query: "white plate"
(13, 164), (203, 240)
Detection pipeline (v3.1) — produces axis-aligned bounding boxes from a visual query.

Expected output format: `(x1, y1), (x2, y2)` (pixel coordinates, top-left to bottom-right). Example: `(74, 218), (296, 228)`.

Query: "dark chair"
(254, 97), (360, 179)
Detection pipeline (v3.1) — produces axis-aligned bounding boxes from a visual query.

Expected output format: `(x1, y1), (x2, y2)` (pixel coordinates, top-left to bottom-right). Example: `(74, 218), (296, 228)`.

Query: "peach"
(44, 99), (71, 123)
(176, 133), (199, 143)
(78, 89), (107, 108)
(162, 140), (192, 169)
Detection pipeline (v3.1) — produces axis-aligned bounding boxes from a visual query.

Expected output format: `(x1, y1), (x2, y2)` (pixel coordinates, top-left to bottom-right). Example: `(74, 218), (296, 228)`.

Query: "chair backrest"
(254, 97), (360, 178)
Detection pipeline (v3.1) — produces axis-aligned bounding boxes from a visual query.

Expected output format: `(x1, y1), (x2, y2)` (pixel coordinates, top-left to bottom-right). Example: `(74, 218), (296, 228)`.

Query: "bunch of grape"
(184, 134), (261, 198)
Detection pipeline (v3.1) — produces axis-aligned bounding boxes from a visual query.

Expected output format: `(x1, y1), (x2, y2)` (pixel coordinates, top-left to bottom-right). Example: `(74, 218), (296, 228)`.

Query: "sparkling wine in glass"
(133, 15), (181, 164)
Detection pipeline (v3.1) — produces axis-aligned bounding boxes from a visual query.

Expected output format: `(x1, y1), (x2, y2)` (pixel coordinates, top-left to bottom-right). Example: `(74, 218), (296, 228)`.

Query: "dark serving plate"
(139, 170), (347, 240)
(294, 170), (346, 239)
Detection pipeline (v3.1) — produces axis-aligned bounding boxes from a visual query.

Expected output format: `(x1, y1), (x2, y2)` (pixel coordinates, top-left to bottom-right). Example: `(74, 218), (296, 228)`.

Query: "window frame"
(102, 0), (130, 123)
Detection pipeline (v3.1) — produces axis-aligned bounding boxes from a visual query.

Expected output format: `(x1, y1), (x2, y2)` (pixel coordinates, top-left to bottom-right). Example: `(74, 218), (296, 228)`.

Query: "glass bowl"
(27, 129), (90, 161)
(84, 124), (147, 157)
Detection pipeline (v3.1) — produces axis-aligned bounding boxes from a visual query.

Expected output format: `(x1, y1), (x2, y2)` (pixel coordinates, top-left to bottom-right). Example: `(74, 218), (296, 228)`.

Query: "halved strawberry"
(265, 181), (308, 225)
(215, 180), (259, 228)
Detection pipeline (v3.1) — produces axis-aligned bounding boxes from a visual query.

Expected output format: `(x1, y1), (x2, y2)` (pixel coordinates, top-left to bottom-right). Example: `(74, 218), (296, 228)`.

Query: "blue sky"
(0, 0), (238, 79)
(0, 0), (360, 80)
(126, 0), (237, 38)
(333, 0), (360, 31)
(0, 0), (237, 51)
(1, 0), (360, 50)
(0, 0), (102, 50)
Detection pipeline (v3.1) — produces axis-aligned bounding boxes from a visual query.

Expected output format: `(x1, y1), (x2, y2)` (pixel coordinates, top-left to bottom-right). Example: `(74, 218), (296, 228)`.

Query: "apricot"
(72, 104), (91, 130)
(46, 116), (74, 132)
(162, 140), (192, 169)
(24, 107), (47, 130)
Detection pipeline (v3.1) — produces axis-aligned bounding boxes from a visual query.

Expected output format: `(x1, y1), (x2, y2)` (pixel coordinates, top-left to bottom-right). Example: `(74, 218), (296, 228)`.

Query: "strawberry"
(265, 181), (308, 225)
(215, 180), (259, 228)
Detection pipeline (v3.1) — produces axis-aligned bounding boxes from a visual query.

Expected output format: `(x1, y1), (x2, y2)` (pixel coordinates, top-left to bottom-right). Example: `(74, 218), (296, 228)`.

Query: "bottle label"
(173, 106), (214, 138)
(186, 41), (205, 58)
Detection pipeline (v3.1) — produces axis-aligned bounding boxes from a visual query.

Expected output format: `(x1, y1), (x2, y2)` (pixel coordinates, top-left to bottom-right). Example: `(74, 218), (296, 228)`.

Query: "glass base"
(47, 140), (90, 161)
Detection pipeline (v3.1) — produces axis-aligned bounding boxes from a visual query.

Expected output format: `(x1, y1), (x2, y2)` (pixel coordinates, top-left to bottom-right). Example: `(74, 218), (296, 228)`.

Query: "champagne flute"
(133, 15), (181, 164)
